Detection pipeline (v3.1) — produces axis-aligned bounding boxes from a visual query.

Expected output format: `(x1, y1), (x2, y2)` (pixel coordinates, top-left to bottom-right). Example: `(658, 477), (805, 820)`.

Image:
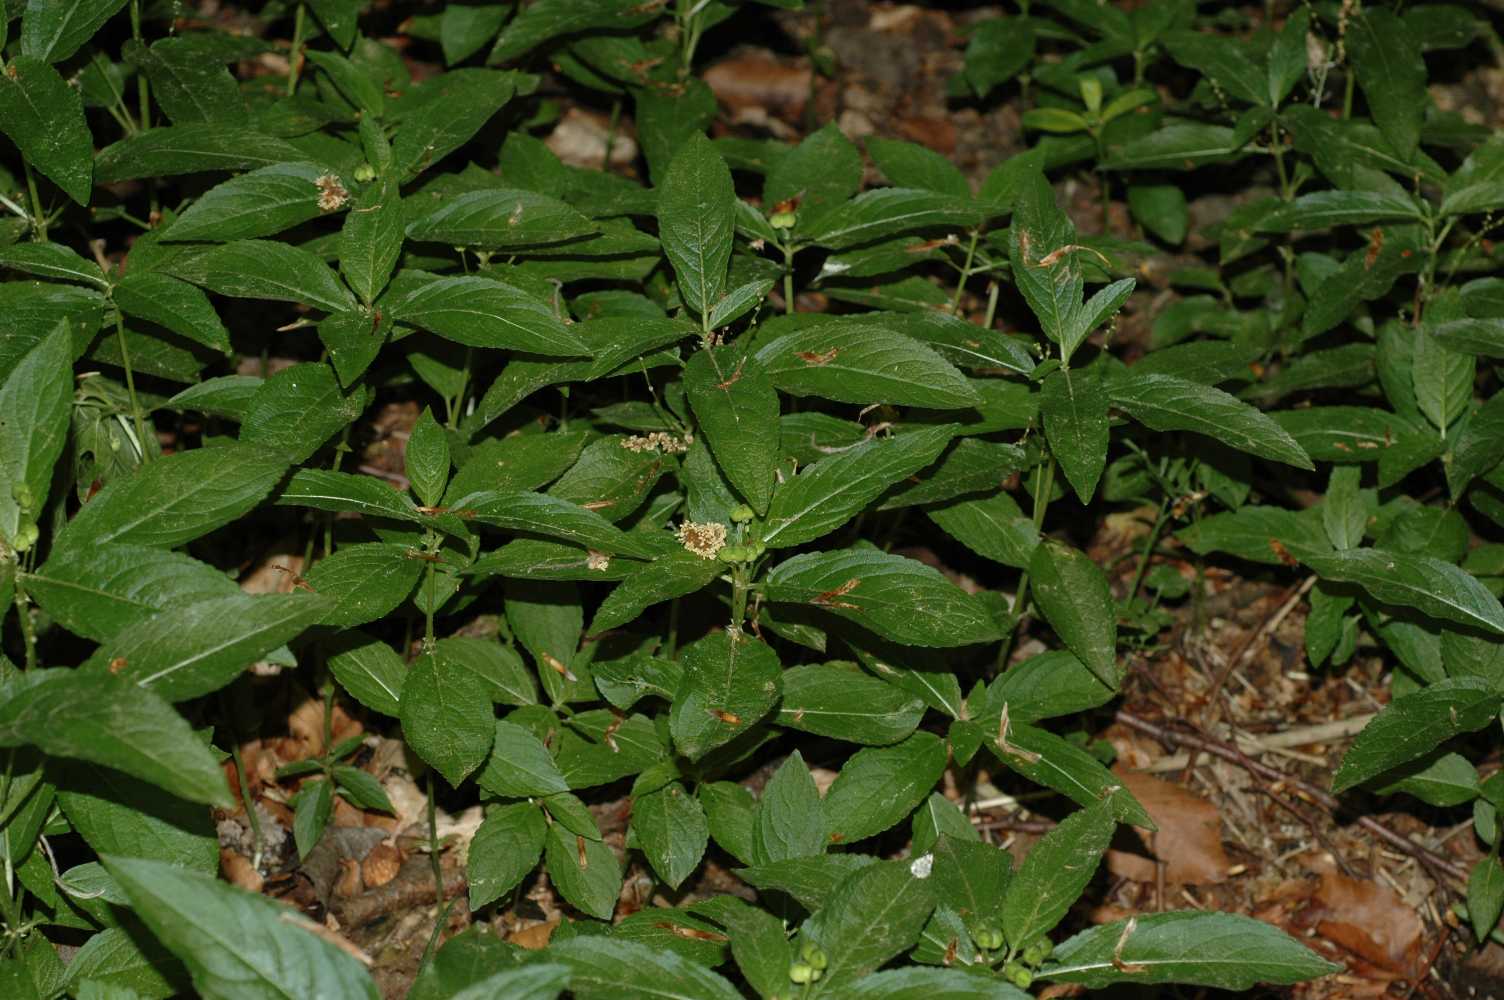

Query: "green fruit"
(788, 962), (818, 984)
(770, 209), (797, 229)
(1023, 939), (1053, 965)
(800, 941), (828, 970)
(1003, 962), (1033, 989)
(730, 504), (755, 523)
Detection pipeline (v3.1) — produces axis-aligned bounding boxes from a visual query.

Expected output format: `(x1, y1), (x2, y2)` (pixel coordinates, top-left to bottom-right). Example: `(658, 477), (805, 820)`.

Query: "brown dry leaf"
(1106, 767), (1230, 885)
(1306, 869), (1423, 976)
(545, 108), (638, 169)
(362, 842), (402, 889)
(220, 848), (264, 892)
(240, 549), (305, 595)
(508, 919), (559, 950)
(704, 52), (811, 117)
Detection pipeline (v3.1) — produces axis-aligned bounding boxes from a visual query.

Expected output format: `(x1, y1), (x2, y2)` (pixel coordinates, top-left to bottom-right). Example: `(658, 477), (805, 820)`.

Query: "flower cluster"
(676, 520), (727, 560)
(620, 431), (692, 454)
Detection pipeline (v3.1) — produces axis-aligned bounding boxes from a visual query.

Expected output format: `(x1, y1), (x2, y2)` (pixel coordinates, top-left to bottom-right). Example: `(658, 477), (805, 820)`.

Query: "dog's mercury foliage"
(7, 0), (1504, 993)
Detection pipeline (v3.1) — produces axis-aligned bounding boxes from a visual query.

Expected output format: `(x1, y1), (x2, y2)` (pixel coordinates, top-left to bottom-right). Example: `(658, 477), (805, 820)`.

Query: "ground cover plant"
(2, 0), (1504, 995)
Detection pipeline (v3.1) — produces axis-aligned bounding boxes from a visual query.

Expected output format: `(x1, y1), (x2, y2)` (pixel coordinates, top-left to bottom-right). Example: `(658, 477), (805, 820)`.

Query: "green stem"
(730, 567), (750, 630)
(424, 562), (436, 650)
(982, 280), (1000, 331)
(1011, 455), (1056, 621)
(665, 597), (681, 659)
(603, 99), (622, 171)
(229, 742), (265, 870)
(21, 160), (45, 243)
(1269, 122), (1292, 201)
(951, 228), (980, 315)
(112, 311), (152, 463)
(287, 4), (307, 97)
(782, 242), (796, 315)
(130, 0), (151, 131)
(1126, 497), (1170, 605)
(11, 580), (35, 672)
(447, 348), (473, 430)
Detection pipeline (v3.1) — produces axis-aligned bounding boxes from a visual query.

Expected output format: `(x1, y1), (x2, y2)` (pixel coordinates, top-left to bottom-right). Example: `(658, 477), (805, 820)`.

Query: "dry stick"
(1200, 574), (1316, 728)
(1114, 710), (1469, 887)
(1398, 920), (1452, 1000)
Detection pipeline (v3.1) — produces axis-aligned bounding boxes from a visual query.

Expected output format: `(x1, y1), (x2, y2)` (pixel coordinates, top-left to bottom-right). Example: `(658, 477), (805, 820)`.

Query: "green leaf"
(112, 272), (231, 352)
(927, 834), (1011, 932)
(165, 163), (341, 242)
(276, 467), (426, 524)
(468, 801), (546, 909)
(824, 732), (947, 844)
(754, 751), (829, 863)
(829, 967), (1031, 999)
(986, 722), (1154, 828)
(1321, 466), (1368, 551)
(327, 632), (407, 717)
(756, 326), (979, 409)
(1103, 122), (1241, 170)
(1001, 798), (1115, 951)
(304, 543), (423, 628)
(339, 175), (404, 306)
(390, 69), (517, 180)
(399, 651), (496, 786)
(964, 16), (1036, 98)
(407, 189), (598, 249)
(389, 275), (589, 355)
(866, 138), (970, 199)
(24, 543), (239, 642)
(1302, 548), (1504, 635)
(1028, 540), (1120, 689)
(1374, 751), (1480, 806)
(766, 548), (1006, 648)
(589, 545), (721, 628)
(1041, 367), (1108, 504)
(123, 38), (245, 125)
(0, 323), (71, 547)
(21, 0), (129, 63)
(1109, 371), (1314, 469)
(1449, 390), (1504, 495)
(82, 592), (332, 701)
(440, 4), (509, 65)
(55, 761), (217, 872)
(1163, 30), (1267, 106)
(105, 856), (380, 999)
(804, 189), (983, 251)
(546, 938), (742, 1000)
(804, 859), (937, 995)
(776, 664), (924, 745)
(1347, 9), (1427, 160)
(1008, 171), (1081, 346)
(0, 242), (107, 287)
(477, 720), (568, 797)
(464, 490), (656, 558)
(691, 896), (794, 1000)
(0, 669), (230, 806)
(292, 777), (333, 858)
(763, 426), (956, 548)
(633, 781), (708, 889)
(0, 56), (92, 205)
(1177, 505), (1331, 565)
(657, 132), (735, 319)
(1332, 677), (1503, 792)
(304, 49), (384, 115)
(1127, 184), (1189, 245)
(670, 630), (782, 761)
(448, 965), (569, 1000)
(1256, 190), (1423, 232)
(1043, 912), (1341, 989)
(683, 347), (780, 517)
(94, 125), (311, 183)
(56, 442), (288, 552)
(1470, 854), (1504, 941)
(240, 362), (367, 464)
(543, 821), (621, 920)
(436, 636), (537, 706)
(61, 925), (185, 999)
(927, 492), (1038, 570)
(406, 408), (451, 508)
(168, 239), (356, 312)
(1442, 137), (1504, 217)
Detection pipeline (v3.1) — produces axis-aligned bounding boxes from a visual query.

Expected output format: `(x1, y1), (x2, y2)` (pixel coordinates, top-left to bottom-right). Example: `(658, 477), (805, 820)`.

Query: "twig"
(1139, 713), (1376, 773)
(1201, 575), (1316, 726)
(1115, 710), (1468, 886)
(1399, 920), (1451, 1000)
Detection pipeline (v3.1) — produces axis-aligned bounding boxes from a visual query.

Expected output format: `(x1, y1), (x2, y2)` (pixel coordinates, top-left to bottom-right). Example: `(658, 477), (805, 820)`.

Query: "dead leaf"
(704, 53), (811, 116)
(1106, 767), (1230, 885)
(1306, 869), (1423, 976)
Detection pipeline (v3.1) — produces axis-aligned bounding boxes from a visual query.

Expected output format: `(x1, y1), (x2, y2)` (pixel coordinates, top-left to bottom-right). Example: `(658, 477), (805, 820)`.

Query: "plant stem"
(782, 242), (796, 315)
(603, 99), (621, 171)
(130, 0), (151, 130)
(287, 4), (307, 96)
(994, 455), (1056, 673)
(11, 580), (36, 672)
(1126, 497), (1170, 605)
(730, 567), (750, 630)
(665, 597), (681, 659)
(112, 311), (152, 462)
(423, 562), (436, 651)
(21, 159), (46, 243)
(982, 280), (1000, 330)
(229, 742), (265, 871)
(951, 228), (980, 315)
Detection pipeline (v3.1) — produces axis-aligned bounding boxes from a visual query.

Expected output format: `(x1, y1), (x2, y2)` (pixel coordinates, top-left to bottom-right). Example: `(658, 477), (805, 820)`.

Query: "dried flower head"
(677, 520), (727, 560)
(586, 549), (611, 572)
(621, 431), (691, 454)
(316, 173), (349, 212)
